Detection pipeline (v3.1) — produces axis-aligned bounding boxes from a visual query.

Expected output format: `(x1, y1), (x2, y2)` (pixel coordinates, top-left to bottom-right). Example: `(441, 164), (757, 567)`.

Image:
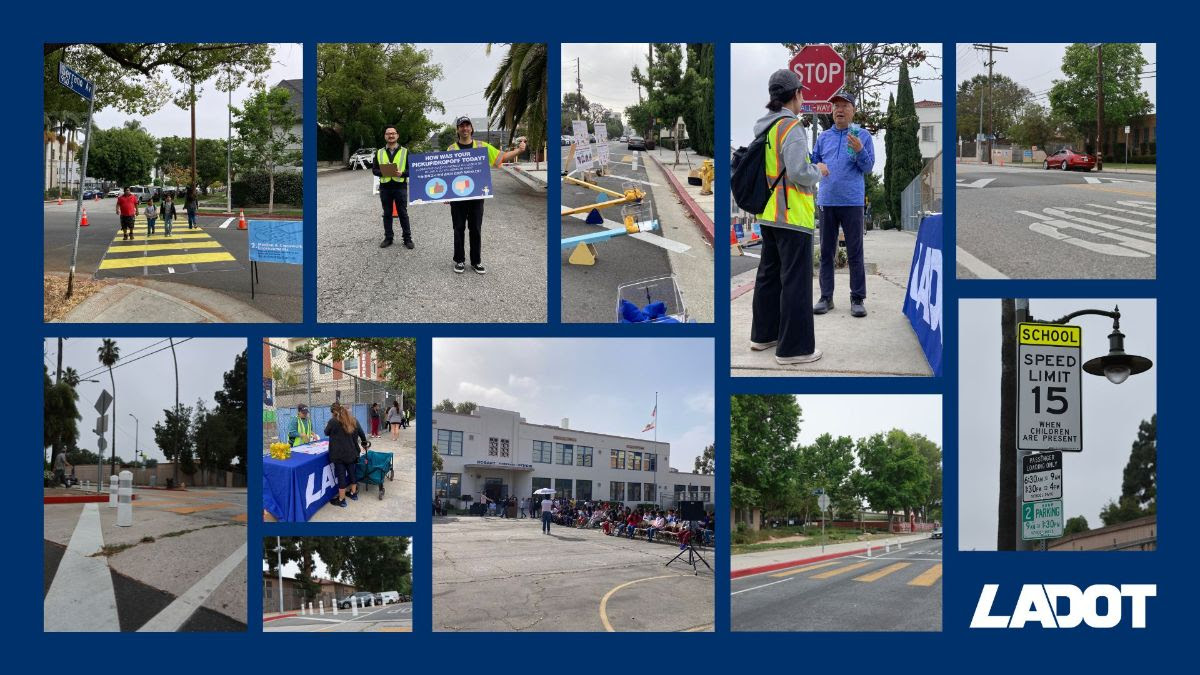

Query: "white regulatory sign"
(594, 124), (609, 166)
(1017, 323), (1082, 452)
(571, 120), (593, 171)
(1022, 451), (1062, 502)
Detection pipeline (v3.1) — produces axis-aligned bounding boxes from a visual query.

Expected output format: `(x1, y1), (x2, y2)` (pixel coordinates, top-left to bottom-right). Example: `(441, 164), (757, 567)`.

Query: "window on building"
(674, 484), (686, 496)
(488, 437), (498, 457)
(343, 357), (358, 373)
(630, 452), (642, 471)
(610, 481), (625, 501)
(500, 439), (510, 458)
(436, 429), (463, 456)
(532, 477), (550, 495)
(576, 479), (592, 501)
(627, 482), (642, 502)
(576, 446), (593, 467)
(556, 443), (574, 465)
(922, 125), (935, 142)
(532, 440), (552, 463)
(645, 452), (657, 472)
(700, 487), (711, 503)
(554, 478), (573, 499)
(270, 347), (279, 358)
(435, 472), (461, 499)
(645, 483), (656, 502)
(610, 449), (625, 470)
(319, 363), (331, 375)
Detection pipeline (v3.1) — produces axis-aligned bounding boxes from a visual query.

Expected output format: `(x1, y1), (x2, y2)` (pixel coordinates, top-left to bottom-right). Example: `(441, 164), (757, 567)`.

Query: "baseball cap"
(768, 69), (807, 100)
(830, 91), (856, 106)
(297, 404), (309, 413)
(454, 116), (473, 127)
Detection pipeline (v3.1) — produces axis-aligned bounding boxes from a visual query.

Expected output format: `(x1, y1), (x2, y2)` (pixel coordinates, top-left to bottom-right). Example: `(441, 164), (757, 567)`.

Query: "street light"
(1042, 305), (1154, 384)
(128, 413), (139, 464)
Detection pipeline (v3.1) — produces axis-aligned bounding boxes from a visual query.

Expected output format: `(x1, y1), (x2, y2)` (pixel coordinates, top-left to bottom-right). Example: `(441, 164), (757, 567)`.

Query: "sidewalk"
(730, 229), (932, 377)
(643, 155), (715, 323)
(49, 273), (280, 323)
(648, 146), (715, 237)
(732, 532), (933, 577)
(503, 162), (549, 190)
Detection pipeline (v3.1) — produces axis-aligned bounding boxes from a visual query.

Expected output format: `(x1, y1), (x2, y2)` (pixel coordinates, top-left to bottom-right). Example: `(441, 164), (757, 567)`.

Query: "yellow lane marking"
(105, 241), (223, 253)
(769, 560), (842, 578)
(599, 574), (692, 632)
(810, 561), (872, 579)
(853, 562), (912, 582)
(908, 563), (943, 587)
(165, 502), (235, 514)
(99, 252), (236, 270)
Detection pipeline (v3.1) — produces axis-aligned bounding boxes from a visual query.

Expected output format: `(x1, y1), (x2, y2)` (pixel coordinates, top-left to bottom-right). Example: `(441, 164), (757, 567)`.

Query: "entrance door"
(484, 477), (505, 502)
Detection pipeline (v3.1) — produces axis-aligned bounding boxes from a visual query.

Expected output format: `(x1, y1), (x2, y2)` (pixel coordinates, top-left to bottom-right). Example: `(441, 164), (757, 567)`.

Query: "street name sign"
(58, 62), (94, 100)
(1022, 498), (1064, 540)
(95, 389), (113, 415)
(1018, 323), (1082, 452)
(787, 44), (845, 103)
(1022, 451), (1062, 502)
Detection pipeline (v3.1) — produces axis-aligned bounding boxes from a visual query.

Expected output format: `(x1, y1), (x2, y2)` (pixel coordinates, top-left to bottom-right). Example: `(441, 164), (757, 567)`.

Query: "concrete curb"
(44, 494), (139, 504)
(648, 153), (714, 243)
(731, 546), (868, 579)
(502, 163), (548, 190)
(51, 274), (281, 324)
(263, 612), (299, 622)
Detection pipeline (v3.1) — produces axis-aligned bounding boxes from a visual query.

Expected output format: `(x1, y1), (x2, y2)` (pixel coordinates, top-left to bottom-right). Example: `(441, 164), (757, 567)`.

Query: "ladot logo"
(971, 584), (1155, 629)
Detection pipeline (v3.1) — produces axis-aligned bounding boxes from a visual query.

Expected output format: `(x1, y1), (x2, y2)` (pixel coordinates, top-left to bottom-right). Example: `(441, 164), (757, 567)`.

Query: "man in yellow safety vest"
(446, 115), (526, 274)
(289, 404), (319, 447)
(371, 124), (413, 249)
(749, 69), (829, 365)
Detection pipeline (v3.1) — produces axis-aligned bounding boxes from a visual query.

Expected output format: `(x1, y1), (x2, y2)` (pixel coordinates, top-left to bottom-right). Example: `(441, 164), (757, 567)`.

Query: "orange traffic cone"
(730, 227), (739, 246)
(93, 193), (99, 202)
(237, 209), (247, 230)
(392, 203), (399, 217)
(80, 208), (89, 227)
(57, 196), (62, 206)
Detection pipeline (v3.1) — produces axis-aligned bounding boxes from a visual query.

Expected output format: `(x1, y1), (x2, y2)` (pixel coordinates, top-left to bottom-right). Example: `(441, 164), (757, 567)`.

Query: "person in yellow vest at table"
(371, 124), (413, 249)
(749, 69), (828, 365)
(446, 115), (526, 274)
(288, 404), (320, 447)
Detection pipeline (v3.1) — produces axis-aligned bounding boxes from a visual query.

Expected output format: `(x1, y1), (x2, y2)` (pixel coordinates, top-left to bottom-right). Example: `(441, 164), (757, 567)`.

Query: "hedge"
(231, 171), (302, 207)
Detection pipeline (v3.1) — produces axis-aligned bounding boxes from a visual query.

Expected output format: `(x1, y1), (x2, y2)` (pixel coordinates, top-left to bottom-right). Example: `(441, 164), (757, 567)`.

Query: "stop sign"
(788, 44), (845, 103)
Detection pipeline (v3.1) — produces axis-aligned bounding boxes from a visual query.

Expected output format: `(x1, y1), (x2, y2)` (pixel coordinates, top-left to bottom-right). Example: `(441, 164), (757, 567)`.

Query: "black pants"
(751, 225), (815, 357)
(818, 206), (866, 301)
(379, 182), (411, 242)
(450, 199), (485, 265)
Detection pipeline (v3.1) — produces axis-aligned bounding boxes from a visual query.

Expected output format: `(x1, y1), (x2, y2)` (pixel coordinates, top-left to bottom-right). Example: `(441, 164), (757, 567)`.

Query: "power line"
(74, 338), (173, 380)
(78, 338), (195, 381)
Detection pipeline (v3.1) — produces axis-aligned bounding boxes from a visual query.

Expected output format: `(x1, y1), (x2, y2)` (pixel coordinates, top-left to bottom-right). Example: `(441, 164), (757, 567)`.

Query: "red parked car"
(1043, 148), (1096, 171)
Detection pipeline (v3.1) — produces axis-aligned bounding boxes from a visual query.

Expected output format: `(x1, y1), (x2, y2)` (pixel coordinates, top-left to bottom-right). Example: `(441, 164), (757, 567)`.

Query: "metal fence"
(264, 340), (403, 450)
(899, 152), (943, 232)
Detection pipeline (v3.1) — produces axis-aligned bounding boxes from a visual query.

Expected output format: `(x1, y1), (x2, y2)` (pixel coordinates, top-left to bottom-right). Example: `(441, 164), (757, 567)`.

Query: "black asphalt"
(561, 141), (672, 323)
(956, 166), (1157, 189)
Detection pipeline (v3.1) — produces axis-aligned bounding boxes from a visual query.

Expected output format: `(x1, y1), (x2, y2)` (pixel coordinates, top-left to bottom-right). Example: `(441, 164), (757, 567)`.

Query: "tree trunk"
(268, 172), (275, 214)
(342, 140), (350, 165)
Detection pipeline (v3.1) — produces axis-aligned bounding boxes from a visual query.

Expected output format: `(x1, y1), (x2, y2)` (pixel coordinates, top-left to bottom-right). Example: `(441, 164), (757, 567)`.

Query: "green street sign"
(1022, 498), (1064, 540)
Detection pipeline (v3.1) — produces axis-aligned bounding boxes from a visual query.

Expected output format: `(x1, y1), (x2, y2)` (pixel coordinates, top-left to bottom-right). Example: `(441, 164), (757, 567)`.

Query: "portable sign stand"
(59, 61), (96, 299)
(247, 220), (304, 299)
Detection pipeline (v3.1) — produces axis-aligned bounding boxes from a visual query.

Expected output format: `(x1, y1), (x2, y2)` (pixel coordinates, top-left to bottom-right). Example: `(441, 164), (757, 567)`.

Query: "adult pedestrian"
(386, 400), (404, 441)
(53, 452), (72, 488)
(288, 404), (319, 447)
(445, 116), (526, 274)
(115, 187), (138, 241)
(369, 402), (381, 438)
(161, 194), (177, 237)
(540, 493), (554, 534)
(748, 69), (828, 365)
(371, 124), (414, 249)
(324, 404), (366, 508)
(811, 91), (875, 318)
(184, 187), (199, 229)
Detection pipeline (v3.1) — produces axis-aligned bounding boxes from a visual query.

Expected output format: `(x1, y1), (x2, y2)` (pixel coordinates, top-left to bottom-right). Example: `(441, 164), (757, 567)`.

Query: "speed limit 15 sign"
(1018, 323), (1082, 452)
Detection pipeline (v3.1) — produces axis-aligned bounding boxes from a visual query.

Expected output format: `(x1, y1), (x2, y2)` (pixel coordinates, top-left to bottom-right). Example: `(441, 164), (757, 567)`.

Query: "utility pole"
(973, 44), (1007, 165)
(1096, 44), (1105, 171)
(56, 337), (64, 384)
(998, 299), (1035, 551)
(575, 57), (584, 121)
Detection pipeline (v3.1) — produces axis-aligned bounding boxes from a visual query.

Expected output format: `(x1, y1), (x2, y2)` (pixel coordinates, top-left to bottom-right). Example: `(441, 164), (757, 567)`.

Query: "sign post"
(1124, 125), (1130, 172)
(1017, 323), (1082, 453)
(95, 390), (112, 492)
(58, 61), (96, 299)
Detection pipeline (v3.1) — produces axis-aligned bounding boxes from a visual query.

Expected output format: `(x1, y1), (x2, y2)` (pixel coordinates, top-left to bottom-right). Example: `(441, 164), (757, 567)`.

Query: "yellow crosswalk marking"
(908, 563), (943, 587)
(98, 251), (236, 270)
(810, 561), (872, 579)
(854, 562), (912, 582)
(106, 241), (224, 253)
(768, 560), (842, 578)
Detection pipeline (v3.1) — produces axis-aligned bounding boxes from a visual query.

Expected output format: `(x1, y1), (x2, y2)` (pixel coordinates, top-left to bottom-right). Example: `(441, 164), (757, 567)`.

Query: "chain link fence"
(899, 152), (943, 232)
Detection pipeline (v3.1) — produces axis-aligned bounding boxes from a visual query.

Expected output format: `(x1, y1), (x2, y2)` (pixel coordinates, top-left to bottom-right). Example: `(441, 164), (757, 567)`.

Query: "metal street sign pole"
(60, 62), (96, 299)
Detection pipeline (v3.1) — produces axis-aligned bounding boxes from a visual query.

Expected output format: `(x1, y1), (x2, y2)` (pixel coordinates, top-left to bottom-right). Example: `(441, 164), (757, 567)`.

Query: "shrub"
(231, 171), (303, 207)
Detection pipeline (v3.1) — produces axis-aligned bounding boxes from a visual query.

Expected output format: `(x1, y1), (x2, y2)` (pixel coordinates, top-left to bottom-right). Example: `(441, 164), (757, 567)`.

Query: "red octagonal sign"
(788, 44), (845, 103)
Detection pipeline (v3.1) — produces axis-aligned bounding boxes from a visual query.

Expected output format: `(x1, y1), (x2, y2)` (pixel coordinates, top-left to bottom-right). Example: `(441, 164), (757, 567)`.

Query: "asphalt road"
(561, 141), (675, 323)
(43, 201), (302, 322)
(317, 168), (546, 323)
(956, 164), (1156, 279)
(263, 602), (413, 632)
(731, 538), (942, 632)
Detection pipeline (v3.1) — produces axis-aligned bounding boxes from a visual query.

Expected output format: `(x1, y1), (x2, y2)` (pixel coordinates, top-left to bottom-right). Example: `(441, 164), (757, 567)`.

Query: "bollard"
(299, 604), (305, 616)
(108, 475), (118, 508)
(352, 597), (359, 617)
(332, 601), (338, 616)
(866, 544), (872, 558)
(897, 539), (903, 551)
(885, 543), (891, 553)
(116, 471), (133, 527)
(319, 600), (325, 616)
(307, 602), (313, 616)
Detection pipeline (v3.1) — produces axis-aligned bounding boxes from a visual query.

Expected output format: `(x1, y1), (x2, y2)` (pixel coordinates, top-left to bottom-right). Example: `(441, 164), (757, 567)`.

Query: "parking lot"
(433, 515), (713, 632)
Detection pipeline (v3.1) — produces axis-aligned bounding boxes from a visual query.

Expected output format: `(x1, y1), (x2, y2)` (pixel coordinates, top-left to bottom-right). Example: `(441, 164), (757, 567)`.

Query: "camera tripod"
(665, 523), (711, 574)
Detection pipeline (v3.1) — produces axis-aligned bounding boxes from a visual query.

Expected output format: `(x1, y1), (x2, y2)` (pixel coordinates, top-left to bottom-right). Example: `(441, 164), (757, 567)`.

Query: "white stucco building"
(432, 406), (714, 509)
(916, 100), (942, 160)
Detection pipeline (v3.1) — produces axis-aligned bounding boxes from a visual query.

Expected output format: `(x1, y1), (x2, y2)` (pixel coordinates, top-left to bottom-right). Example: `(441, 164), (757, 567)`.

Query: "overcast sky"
(433, 338), (714, 472)
(45, 338), (245, 463)
(415, 43), (522, 128)
(958, 299), (1157, 551)
(794, 395), (942, 446)
(730, 43), (941, 173)
(955, 43), (1156, 109)
(92, 43), (302, 139)
(561, 43), (695, 122)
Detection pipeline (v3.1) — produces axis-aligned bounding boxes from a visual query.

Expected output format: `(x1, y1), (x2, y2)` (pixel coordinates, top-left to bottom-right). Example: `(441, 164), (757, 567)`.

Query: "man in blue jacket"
(811, 91), (875, 318)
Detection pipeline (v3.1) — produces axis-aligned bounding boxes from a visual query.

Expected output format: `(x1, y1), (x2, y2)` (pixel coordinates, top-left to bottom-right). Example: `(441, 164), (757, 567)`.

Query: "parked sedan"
(1043, 148), (1095, 171)
(627, 136), (646, 150)
(337, 591), (378, 609)
(347, 147), (375, 170)
(81, 189), (105, 200)
(106, 189), (122, 198)
(931, 527), (943, 540)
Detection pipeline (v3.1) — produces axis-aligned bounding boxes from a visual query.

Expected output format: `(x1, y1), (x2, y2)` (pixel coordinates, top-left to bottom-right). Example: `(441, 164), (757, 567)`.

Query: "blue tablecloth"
(262, 442), (335, 522)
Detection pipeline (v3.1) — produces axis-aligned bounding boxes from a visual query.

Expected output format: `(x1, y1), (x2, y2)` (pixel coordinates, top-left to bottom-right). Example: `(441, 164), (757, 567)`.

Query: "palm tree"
(484, 43), (548, 161)
(97, 339), (120, 476)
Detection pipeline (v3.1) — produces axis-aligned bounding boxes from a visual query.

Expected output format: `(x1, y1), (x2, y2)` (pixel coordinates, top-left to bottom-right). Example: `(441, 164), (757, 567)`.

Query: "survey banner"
(408, 148), (493, 205)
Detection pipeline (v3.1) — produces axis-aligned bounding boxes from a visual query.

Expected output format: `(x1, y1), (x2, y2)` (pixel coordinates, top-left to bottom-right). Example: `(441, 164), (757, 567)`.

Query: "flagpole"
(654, 391), (658, 508)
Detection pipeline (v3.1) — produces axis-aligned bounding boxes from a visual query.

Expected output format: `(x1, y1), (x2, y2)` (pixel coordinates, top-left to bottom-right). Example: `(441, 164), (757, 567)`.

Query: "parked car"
(106, 189), (122, 198)
(627, 136), (646, 150)
(379, 591), (400, 605)
(619, 135), (629, 143)
(338, 591), (378, 609)
(127, 185), (154, 203)
(560, 135), (573, 146)
(931, 527), (943, 540)
(81, 188), (104, 200)
(347, 147), (375, 169)
(1043, 148), (1095, 171)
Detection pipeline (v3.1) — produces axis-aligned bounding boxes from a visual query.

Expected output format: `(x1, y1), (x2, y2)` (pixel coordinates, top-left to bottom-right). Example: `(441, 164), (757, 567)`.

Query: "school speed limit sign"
(1018, 323), (1082, 452)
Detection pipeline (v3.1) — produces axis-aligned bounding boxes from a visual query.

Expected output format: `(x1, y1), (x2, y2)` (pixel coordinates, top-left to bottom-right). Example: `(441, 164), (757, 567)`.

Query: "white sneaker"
(775, 349), (823, 365)
(749, 340), (778, 351)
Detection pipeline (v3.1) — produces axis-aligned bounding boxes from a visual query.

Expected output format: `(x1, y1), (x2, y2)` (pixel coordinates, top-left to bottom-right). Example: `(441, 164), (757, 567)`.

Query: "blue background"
(23, 6), (1184, 669)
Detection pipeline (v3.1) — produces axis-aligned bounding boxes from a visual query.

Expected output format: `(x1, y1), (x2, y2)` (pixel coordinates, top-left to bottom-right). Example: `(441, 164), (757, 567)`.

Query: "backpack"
(730, 117), (791, 214)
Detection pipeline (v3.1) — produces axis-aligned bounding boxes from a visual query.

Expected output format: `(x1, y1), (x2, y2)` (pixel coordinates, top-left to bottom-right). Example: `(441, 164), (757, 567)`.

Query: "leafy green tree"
(213, 350), (247, 471)
(730, 395), (802, 517)
(432, 444), (444, 473)
(1121, 415), (1156, 511)
(631, 44), (688, 143)
(317, 43), (443, 162)
(96, 339), (120, 472)
(911, 432), (942, 521)
(232, 87), (299, 213)
(316, 537), (412, 594)
(1007, 103), (1070, 151)
(797, 434), (856, 520)
(1063, 515), (1090, 536)
(955, 74), (1033, 143)
(154, 403), (194, 476)
(693, 444), (715, 475)
(306, 339), (416, 409)
(1049, 43), (1152, 157)
(44, 365), (82, 467)
(886, 63), (922, 226)
(89, 125), (156, 186)
(605, 115), (624, 139)
(624, 101), (654, 139)
(562, 92), (590, 131)
(485, 43), (547, 154)
(682, 43), (714, 157)
(882, 94), (895, 224)
(434, 399), (456, 413)
(855, 429), (930, 524)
